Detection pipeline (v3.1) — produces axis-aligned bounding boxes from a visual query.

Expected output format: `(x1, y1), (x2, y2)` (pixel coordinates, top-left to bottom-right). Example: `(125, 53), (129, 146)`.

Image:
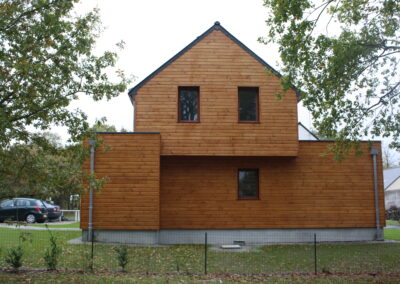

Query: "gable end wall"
(134, 29), (298, 156)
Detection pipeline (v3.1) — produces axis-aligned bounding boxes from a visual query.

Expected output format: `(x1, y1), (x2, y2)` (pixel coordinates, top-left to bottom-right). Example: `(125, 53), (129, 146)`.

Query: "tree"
(89, 117), (117, 132)
(0, 117), (125, 207)
(0, 0), (129, 148)
(0, 132), (86, 208)
(261, 0), (400, 157)
(382, 144), (399, 168)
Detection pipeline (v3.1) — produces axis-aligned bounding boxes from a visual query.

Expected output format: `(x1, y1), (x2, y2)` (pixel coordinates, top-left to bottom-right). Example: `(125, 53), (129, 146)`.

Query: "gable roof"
(128, 21), (301, 99)
(384, 167), (400, 189)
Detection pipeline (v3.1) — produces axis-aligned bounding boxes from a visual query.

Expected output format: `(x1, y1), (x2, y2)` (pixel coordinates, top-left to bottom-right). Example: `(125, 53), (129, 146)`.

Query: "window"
(178, 86), (199, 122)
(0, 200), (14, 207)
(238, 87), (259, 122)
(238, 169), (259, 200)
(16, 199), (29, 206)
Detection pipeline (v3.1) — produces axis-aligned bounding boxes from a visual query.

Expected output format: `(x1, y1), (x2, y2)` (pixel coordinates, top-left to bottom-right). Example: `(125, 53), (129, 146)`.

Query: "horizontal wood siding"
(81, 134), (160, 230)
(160, 142), (385, 229)
(134, 29), (298, 156)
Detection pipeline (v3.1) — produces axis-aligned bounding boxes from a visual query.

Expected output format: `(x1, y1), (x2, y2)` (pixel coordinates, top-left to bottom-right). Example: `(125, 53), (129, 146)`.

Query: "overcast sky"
(50, 0), (312, 141)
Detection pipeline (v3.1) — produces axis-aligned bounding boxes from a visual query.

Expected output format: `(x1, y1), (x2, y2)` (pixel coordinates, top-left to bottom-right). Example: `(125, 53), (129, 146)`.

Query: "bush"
(44, 231), (61, 270)
(3, 230), (32, 271)
(114, 246), (129, 271)
(386, 206), (400, 220)
(5, 245), (24, 271)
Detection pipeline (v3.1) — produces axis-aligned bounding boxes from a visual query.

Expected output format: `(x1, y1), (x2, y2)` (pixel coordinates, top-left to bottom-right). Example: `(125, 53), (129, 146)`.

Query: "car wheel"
(26, 214), (36, 224)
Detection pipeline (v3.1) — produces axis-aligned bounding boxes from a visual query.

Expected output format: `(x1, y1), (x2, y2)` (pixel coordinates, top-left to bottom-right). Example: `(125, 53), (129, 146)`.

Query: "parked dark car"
(0, 198), (48, 224)
(44, 202), (62, 221)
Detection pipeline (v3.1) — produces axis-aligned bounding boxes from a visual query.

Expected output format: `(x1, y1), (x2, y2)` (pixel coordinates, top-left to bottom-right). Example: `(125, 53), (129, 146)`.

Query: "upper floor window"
(178, 86), (199, 122)
(238, 87), (259, 122)
(238, 169), (259, 200)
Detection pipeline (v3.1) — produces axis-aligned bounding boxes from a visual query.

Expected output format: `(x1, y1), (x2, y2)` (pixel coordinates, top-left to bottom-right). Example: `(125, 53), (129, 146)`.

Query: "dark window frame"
(237, 168), (259, 200)
(238, 87), (260, 123)
(178, 86), (200, 123)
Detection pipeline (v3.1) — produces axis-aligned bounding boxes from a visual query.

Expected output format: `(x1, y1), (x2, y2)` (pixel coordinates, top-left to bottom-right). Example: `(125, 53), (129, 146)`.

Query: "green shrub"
(114, 246), (129, 271)
(5, 245), (24, 271)
(44, 231), (61, 270)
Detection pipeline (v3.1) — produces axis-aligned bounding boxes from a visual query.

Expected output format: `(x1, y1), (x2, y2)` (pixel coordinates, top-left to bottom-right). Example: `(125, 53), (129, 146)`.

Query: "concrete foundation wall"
(82, 228), (379, 245)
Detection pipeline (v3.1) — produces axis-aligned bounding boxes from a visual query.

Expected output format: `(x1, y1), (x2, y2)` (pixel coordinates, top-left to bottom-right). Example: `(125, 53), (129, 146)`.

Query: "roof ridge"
(128, 21), (301, 99)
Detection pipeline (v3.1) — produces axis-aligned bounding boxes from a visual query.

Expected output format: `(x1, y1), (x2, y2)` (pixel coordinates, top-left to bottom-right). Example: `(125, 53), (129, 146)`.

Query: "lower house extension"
(80, 22), (385, 244)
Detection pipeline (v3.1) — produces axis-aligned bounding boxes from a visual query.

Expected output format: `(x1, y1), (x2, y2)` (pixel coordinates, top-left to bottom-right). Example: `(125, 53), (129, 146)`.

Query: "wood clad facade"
(80, 133), (160, 230)
(160, 142), (385, 229)
(133, 28), (298, 156)
(80, 23), (385, 237)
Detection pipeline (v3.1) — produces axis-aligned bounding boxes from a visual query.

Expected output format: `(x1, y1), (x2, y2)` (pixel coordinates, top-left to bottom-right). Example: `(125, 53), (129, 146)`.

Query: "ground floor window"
(238, 169), (259, 200)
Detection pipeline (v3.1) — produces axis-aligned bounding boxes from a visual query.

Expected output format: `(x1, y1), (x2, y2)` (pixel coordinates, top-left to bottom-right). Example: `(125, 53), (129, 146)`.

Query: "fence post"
(204, 232), (208, 274)
(314, 233), (317, 275)
(90, 229), (94, 271)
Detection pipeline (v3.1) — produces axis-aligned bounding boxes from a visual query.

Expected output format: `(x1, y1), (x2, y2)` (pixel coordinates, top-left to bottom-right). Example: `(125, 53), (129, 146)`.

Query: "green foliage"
(261, 0), (400, 158)
(386, 206), (400, 220)
(5, 245), (24, 271)
(89, 117), (118, 132)
(4, 230), (32, 271)
(0, 0), (130, 148)
(0, 116), (120, 205)
(0, 132), (87, 205)
(114, 245), (129, 271)
(43, 228), (61, 270)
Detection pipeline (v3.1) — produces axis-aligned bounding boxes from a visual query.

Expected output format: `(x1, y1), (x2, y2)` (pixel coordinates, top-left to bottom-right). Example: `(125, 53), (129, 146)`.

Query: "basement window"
(178, 86), (200, 122)
(238, 169), (259, 200)
(238, 87), (259, 122)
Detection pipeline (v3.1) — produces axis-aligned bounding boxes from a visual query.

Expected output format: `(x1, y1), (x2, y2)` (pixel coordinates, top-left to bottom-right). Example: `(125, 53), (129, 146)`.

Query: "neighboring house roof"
(298, 122), (319, 141)
(128, 21), (301, 99)
(384, 167), (400, 189)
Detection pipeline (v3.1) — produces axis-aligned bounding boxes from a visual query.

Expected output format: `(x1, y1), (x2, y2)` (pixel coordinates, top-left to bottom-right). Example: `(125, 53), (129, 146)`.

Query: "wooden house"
(81, 22), (385, 244)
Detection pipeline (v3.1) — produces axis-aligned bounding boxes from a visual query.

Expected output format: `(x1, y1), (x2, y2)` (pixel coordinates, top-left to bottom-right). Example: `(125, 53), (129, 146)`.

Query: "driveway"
(386, 225), (400, 229)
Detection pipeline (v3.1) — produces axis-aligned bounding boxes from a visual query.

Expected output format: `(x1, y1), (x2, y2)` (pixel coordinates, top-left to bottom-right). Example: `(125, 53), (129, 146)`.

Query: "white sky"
(52, 0), (312, 141)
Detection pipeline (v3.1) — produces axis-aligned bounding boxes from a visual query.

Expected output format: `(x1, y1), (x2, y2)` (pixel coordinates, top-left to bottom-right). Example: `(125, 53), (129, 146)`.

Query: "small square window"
(238, 87), (259, 122)
(178, 86), (199, 122)
(238, 169), (259, 200)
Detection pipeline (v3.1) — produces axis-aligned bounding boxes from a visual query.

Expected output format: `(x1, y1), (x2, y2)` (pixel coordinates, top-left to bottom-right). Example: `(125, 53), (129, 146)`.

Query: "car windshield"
(0, 200), (14, 207)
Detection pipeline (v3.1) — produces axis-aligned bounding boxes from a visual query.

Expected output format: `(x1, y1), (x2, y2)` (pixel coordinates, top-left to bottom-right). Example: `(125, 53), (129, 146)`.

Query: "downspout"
(88, 138), (96, 242)
(371, 147), (383, 240)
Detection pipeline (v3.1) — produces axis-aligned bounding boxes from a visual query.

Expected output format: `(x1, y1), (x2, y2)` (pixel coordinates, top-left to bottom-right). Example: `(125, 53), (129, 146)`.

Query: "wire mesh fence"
(0, 223), (399, 275)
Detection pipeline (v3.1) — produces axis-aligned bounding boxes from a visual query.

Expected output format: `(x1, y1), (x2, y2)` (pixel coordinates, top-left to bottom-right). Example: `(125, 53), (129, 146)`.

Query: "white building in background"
(384, 167), (400, 209)
(298, 122), (319, 141)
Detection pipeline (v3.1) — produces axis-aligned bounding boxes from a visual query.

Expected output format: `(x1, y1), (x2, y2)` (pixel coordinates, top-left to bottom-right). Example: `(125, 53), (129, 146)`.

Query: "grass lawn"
(1, 271), (400, 283)
(386, 220), (400, 226)
(1, 227), (400, 275)
(385, 228), (400, 241)
(31, 222), (80, 229)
